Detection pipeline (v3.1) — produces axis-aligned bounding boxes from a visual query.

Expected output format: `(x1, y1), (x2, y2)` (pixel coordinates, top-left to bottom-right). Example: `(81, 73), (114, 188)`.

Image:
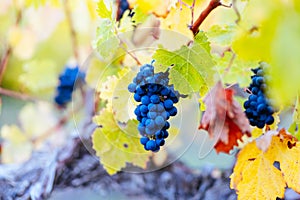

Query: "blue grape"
(140, 105), (148, 113)
(146, 140), (157, 151)
(150, 94), (160, 104)
(140, 137), (149, 145)
(155, 138), (165, 146)
(134, 93), (141, 102)
(155, 116), (165, 127)
(164, 99), (173, 109)
(128, 83), (136, 93)
(141, 95), (150, 105)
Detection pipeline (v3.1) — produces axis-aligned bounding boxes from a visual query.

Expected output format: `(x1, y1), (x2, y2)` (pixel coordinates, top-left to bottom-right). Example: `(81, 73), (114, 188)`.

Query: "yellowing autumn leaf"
(92, 109), (151, 175)
(231, 129), (300, 199)
(128, 0), (171, 17)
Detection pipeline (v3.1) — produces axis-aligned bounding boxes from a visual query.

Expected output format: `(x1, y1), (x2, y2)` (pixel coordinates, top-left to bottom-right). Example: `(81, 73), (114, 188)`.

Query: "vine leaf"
(230, 129), (300, 199)
(199, 81), (251, 153)
(206, 24), (236, 46)
(92, 109), (151, 175)
(19, 59), (58, 95)
(160, 3), (194, 40)
(96, 0), (112, 19)
(153, 32), (215, 94)
(214, 51), (257, 88)
(93, 19), (119, 60)
(127, 0), (171, 18)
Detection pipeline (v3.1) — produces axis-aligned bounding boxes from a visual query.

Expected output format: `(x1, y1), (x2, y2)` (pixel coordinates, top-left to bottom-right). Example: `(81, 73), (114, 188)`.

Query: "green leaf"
(214, 51), (257, 87)
(92, 109), (151, 175)
(131, 6), (148, 25)
(206, 25), (236, 46)
(19, 59), (58, 95)
(93, 19), (120, 60)
(96, 0), (112, 19)
(153, 32), (215, 94)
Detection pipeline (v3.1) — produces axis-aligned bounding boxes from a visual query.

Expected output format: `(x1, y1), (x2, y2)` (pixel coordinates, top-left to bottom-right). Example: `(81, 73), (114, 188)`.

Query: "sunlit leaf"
(231, 129), (300, 199)
(153, 32), (215, 94)
(19, 59), (58, 94)
(96, 0), (112, 19)
(92, 109), (151, 175)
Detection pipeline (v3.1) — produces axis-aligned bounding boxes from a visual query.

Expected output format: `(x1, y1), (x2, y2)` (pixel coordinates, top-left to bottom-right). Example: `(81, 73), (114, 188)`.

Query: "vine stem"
(0, 9), (22, 85)
(232, 0), (241, 23)
(0, 48), (12, 84)
(0, 87), (39, 101)
(63, 0), (80, 64)
(190, 0), (231, 35)
(114, 28), (142, 65)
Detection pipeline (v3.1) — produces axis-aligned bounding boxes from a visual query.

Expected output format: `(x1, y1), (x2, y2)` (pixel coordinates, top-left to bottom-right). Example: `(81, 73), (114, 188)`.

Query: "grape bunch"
(54, 65), (85, 106)
(116, 0), (134, 21)
(128, 63), (180, 152)
(243, 65), (274, 128)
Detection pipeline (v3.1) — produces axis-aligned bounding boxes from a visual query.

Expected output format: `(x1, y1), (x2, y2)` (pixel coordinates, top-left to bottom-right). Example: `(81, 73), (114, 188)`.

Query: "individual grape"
(163, 99), (173, 109)
(145, 140), (157, 151)
(155, 116), (165, 127)
(140, 137), (149, 145)
(140, 105), (148, 113)
(168, 107), (177, 116)
(134, 93), (141, 102)
(155, 138), (165, 146)
(160, 87), (170, 96)
(150, 94), (160, 104)
(128, 83), (136, 93)
(265, 116), (274, 125)
(141, 95), (150, 105)
(164, 121), (170, 129)
(147, 111), (157, 119)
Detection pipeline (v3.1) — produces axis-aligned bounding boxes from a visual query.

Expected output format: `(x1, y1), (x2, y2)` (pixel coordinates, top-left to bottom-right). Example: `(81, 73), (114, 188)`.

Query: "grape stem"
(0, 87), (39, 101)
(232, 0), (241, 23)
(114, 28), (142, 65)
(0, 9), (22, 85)
(190, 0), (231, 35)
(0, 47), (12, 85)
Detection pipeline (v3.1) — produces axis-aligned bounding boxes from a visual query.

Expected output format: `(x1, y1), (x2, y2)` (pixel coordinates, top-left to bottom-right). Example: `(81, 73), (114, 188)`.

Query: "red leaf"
(199, 81), (251, 153)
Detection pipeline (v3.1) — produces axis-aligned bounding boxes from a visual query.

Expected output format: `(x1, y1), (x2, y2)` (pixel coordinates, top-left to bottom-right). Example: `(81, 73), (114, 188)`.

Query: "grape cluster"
(54, 66), (85, 106)
(243, 66), (274, 128)
(117, 0), (134, 21)
(128, 63), (180, 152)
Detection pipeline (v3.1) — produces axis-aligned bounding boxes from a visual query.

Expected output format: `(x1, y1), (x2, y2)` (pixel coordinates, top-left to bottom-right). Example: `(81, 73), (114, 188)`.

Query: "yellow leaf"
(128, 0), (171, 17)
(160, 3), (193, 41)
(92, 109), (151, 175)
(231, 130), (300, 199)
